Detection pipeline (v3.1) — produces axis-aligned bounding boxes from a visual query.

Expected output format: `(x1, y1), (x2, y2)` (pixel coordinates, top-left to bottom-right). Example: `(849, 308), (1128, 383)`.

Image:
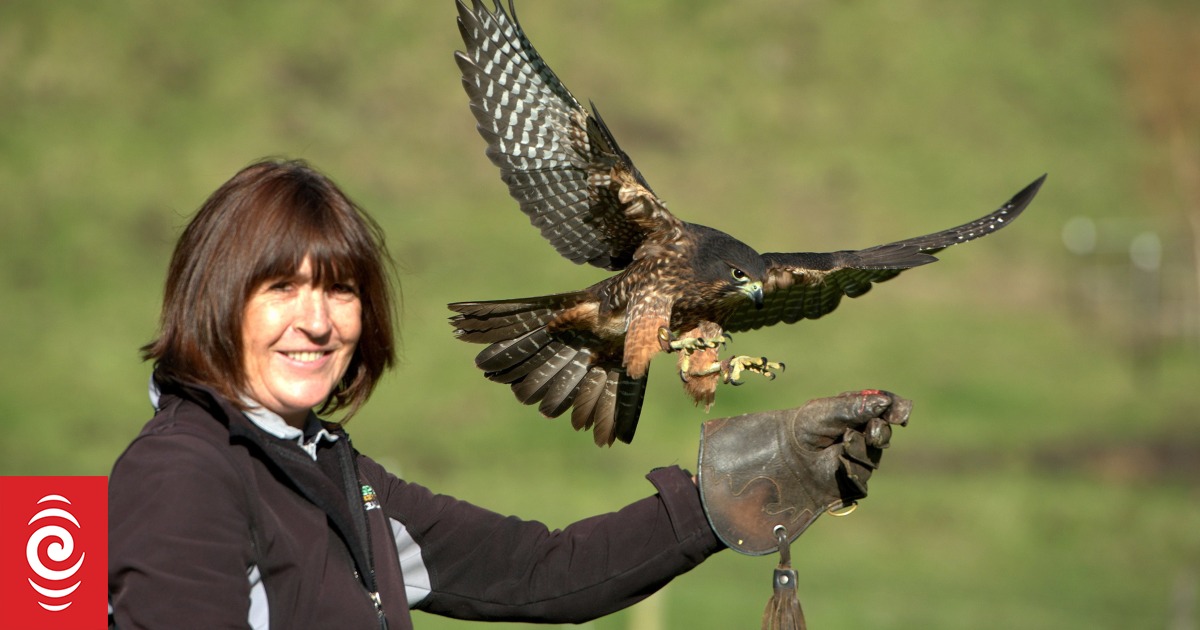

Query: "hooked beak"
(744, 282), (764, 310)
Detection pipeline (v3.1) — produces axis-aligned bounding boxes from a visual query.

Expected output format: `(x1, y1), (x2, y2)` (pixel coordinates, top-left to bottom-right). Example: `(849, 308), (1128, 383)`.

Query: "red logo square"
(0, 476), (108, 630)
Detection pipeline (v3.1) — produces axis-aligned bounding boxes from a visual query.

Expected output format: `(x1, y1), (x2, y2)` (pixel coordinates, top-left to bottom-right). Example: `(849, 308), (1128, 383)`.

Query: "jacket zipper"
(338, 439), (388, 630)
(369, 590), (386, 628)
(352, 568), (387, 630)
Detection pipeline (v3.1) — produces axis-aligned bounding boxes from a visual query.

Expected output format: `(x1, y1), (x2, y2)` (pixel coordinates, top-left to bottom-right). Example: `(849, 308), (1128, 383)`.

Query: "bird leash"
(762, 524), (806, 630)
(696, 390), (910, 629)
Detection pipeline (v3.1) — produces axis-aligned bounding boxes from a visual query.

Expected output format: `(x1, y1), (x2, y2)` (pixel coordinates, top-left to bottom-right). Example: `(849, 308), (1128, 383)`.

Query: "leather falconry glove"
(697, 390), (911, 630)
(698, 389), (910, 554)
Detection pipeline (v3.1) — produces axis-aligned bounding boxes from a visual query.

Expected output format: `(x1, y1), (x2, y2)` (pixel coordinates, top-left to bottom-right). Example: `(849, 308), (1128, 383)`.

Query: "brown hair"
(143, 158), (397, 419)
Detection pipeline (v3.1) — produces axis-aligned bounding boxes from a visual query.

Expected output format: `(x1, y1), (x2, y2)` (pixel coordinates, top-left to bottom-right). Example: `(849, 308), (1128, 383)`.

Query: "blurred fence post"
(1130, 231), (1163, 378)
(1061, 217), (1197, 377)
(1122, 5), (1200, 355)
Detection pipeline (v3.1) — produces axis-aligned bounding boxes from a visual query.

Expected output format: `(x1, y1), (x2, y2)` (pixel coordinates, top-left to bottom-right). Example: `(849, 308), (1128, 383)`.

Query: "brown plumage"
(449, 0), (1046, 446)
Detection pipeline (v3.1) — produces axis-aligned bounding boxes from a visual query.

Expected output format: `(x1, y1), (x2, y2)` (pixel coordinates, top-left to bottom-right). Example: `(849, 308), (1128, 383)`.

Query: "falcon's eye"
(730, 268), (747, 282)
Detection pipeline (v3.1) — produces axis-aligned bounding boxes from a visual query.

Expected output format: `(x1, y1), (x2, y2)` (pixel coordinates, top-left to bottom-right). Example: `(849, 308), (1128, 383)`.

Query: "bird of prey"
(449, 0), (1045, 446)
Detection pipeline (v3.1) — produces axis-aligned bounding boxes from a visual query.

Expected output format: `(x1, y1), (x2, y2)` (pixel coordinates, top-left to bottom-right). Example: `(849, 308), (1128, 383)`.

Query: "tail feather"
(451, 293), (587, 344)
(451, 294), (649, 446)
(612, 371), (648, 444)
(485, 339), (559, 385)
(567, 367), (649, 446)
(456, 316), (552, 344)
(587, 372), (620, 446)
(571, 368), (608, 431)
(511, 344), (579, 405)
(539, 350), (592, 417)
(476, 328), (553, 373)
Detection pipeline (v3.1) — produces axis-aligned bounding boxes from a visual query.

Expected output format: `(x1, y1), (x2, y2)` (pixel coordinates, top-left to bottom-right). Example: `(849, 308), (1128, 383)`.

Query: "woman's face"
(241, 257), (362, 426)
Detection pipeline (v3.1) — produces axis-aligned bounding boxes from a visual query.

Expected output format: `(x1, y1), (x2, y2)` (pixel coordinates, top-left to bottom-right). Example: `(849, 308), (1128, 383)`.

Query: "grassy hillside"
(2, 0), (1197, 628)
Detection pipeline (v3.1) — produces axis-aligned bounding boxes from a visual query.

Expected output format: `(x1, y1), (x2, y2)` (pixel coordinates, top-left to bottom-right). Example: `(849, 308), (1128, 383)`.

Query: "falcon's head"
(690, 225), (767, 311)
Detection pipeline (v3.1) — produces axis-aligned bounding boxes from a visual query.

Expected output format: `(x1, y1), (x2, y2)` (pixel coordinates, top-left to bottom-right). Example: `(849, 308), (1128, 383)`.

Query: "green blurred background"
(3, 0), (1198, 628)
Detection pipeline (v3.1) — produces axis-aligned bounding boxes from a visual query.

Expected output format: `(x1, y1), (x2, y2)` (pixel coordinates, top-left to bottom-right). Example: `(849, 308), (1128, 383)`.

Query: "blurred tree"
(1122, 5), (1200, 349)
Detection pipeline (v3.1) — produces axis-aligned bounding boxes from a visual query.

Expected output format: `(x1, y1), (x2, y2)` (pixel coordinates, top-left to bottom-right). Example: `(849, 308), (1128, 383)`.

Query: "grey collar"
(148, 376), (338, 460)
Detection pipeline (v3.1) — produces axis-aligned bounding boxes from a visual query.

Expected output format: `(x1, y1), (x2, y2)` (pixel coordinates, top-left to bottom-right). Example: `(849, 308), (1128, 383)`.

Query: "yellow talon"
(719, 355), (784, 384)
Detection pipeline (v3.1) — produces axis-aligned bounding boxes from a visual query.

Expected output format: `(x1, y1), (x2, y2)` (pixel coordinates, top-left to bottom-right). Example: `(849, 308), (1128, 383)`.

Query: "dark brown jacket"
(108, 383), (722, 629)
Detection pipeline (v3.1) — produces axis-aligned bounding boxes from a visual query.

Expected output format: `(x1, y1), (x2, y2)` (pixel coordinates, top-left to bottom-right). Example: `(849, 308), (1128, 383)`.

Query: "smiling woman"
(139, 159), (395, 420)
(241, 257), (363, 426)
(107, 158), (905, 630)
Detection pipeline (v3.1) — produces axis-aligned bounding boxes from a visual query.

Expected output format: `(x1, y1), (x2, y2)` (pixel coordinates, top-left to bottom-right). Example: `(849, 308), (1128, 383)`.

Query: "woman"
(109, 158), (904, 629)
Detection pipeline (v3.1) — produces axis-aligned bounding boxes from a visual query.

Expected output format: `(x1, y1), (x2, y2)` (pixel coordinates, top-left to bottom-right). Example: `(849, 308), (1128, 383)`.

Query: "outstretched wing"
(724, 175), (1046, 332)
(455, 0), (682, 271)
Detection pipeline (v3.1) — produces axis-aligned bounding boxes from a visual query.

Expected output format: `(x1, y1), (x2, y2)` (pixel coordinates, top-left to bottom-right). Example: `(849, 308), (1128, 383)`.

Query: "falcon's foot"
(659, 327), (732, 383)
(676, 353), (785, 386)
(657, 327), (729, 354)
(719, 355), (786, 386)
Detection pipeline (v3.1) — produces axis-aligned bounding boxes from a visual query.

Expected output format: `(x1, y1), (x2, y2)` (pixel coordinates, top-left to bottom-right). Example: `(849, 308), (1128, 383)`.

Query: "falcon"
(449, 0), (1045, 446)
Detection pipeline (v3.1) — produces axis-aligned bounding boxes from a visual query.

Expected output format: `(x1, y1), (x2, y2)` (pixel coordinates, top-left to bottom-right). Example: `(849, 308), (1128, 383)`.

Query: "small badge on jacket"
(361, 484), (381, 511)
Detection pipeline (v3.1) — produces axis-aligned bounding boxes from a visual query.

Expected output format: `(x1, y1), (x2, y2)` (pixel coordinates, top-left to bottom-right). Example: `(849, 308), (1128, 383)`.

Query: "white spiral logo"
(26, 494), (86, 612)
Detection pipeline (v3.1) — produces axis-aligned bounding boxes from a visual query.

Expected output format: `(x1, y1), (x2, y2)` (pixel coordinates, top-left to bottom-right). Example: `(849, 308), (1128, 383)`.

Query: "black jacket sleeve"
(109, 431), (255, 629)
(362, 458), (724, 624)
